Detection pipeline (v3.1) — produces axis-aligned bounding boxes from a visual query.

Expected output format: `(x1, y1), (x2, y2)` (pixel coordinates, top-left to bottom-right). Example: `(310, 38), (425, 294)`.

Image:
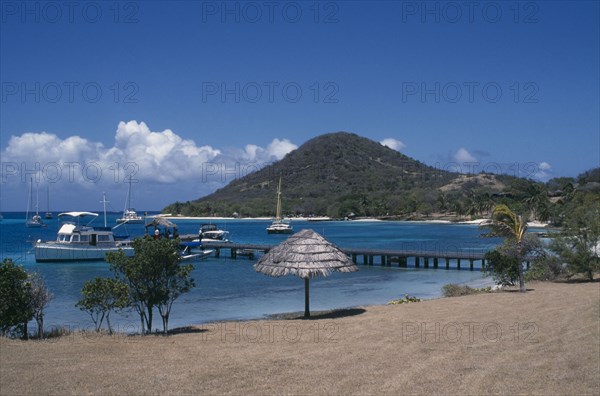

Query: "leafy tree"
(480, 205), (530, 292)
(156, 260), (194, 335)
(106, 238), (195, 335)
(483, 250), (520, 287)
(550, 201), (600, 280)
(28, 272), (53, 339)
(0, 259), (34, 339)
(524, 255), (566, 282)
(523, 183), (550, 221)
(76, 277), (128, 334)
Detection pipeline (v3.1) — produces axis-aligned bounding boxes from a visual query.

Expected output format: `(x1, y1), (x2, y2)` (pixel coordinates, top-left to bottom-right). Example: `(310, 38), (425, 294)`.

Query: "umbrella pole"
(304, 278), (310, 318)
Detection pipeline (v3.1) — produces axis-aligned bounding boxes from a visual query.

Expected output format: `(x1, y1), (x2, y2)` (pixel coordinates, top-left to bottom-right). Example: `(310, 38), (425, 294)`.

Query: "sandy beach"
(1, 281), (598, 395)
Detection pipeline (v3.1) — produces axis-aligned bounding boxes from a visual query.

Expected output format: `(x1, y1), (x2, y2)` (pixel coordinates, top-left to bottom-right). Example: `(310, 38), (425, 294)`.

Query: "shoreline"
(160, 215), (549, 227)
(2, 281), (597, 395)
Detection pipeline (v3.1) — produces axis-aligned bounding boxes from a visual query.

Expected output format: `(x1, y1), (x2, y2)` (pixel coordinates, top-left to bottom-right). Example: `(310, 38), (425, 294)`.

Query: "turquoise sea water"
(1, 212), (504, 332)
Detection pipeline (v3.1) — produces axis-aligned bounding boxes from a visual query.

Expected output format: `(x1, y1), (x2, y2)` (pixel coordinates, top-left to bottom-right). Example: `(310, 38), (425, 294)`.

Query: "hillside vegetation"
(164, 132), (599, 223)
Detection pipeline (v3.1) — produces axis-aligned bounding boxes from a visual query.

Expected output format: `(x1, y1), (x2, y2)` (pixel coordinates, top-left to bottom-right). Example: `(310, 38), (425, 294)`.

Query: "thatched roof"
(145, 217), (177, 229)
(254, 229), (358, 279)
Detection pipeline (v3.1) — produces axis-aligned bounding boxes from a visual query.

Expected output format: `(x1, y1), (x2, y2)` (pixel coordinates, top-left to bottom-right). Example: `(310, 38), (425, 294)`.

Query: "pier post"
(363, 255), (368, 265)
(215, 248), (221, 258)
(481, 259), (486, 271)
(424, 257), (429, 268)
(415, 257), (420, 268)
(368, 255), (374, 266)
(352, 253), (357, 263)
(433, 257), (438, 269)
(445, 258), (450, 270)
(231, 248), (237, 259)
(469, 259), (474, 271)
(381, 255), (386, 266)
(457, 259), (461, 270)
(400, 257), (407, 268)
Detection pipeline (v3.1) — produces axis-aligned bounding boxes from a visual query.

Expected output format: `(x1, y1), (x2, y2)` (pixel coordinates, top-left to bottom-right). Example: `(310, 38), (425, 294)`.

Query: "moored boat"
(267, 176), (293, 234)
(34, 211), (134, 262)
(198, 223), (231, 243)
(116, 176), (144, 224)
(25, 178), (45, 228)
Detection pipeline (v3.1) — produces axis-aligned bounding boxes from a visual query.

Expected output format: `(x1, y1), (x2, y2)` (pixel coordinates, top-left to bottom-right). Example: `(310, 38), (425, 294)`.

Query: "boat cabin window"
(80, 235), (89, 243)
(98, 235), (110, 242)
(71, 235), (80, 242)
(57, 234), (69, 242)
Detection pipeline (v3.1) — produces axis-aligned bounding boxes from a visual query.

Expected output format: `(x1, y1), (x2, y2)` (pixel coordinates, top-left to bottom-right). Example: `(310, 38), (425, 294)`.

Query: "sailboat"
(266, 176), (293, 234)
(44, 186), (53, 219)
(26, 178), (45, 228)
(116, 176), (144, 224)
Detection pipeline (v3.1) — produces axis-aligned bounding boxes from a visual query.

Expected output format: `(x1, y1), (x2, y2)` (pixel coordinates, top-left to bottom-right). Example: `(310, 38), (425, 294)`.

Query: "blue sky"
(1, 1), (598, 211)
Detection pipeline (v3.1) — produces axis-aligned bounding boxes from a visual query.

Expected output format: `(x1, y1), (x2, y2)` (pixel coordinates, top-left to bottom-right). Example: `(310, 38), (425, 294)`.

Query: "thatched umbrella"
(254, 229), (358, 317)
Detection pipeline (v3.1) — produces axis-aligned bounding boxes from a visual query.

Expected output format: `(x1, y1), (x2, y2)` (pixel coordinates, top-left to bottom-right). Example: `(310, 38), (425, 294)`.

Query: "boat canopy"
(58, 212), (99, 218)
(57, 223), (77, 235)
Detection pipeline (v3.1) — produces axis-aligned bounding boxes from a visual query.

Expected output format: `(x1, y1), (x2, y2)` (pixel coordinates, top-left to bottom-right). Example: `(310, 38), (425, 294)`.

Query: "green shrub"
(442, 283), (492, 297)
(525, 255), (566, 281)
(483, 250), (520, 287)
(388, 294), (422, 305)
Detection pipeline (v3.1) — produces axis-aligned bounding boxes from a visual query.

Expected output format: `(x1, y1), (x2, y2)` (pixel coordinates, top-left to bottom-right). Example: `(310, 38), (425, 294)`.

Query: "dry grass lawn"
(1, 281), (598, 395)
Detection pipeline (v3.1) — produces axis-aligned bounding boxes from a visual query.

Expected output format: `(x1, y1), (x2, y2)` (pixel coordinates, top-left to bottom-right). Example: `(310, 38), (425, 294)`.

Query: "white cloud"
(242, 138), (297, 162)
(380, 138), (406, 152)
(453, 148), (478, 163)
(1, 121), (300, 186)
(535, 161), (553, 181)
(266, 138), (297, 159)
(0, 122), (300, 210)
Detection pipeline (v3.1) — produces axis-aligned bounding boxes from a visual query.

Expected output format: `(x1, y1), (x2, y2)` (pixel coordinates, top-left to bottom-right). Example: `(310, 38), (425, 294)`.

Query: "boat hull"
(116, 219), (144, 224)
(34, 243), (135, 262)
(266, 227), (294, 234)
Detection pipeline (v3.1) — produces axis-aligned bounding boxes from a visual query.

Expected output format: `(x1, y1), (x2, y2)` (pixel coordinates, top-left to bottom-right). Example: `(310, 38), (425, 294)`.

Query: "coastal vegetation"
(480, 204), (539, 292)
(105, 237), (195, 335)
(388, 294), (422, 304)
(164, 132), (599, 226)
(0, 259), (52, 339)
(441, 284), (493, 297)
(76, 278), (129, 334)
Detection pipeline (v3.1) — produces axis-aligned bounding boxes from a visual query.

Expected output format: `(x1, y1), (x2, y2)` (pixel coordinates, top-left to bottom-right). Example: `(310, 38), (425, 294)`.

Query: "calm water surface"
(1, 212), (503, 331)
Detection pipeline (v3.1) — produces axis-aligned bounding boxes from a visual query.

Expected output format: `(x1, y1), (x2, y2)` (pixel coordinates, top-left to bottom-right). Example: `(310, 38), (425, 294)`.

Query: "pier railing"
(200, 242), (531, 271)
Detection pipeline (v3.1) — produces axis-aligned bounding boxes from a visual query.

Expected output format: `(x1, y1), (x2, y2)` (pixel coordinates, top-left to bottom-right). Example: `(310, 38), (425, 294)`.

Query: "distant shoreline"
(160, 215), (549, 228)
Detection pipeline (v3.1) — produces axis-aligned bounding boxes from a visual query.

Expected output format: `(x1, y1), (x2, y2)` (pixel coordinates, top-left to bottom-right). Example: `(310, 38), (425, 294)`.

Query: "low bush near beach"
(442, 284), (492, 297)
(388, 295), (422, 305)
(525, 255), (566, 281)
(45, 326), (72, 339)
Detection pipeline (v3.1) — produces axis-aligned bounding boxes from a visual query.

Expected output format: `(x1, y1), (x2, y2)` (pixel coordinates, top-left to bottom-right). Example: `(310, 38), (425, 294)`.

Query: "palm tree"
(481, 204), (528, 292)
(523, 183), (550, 221)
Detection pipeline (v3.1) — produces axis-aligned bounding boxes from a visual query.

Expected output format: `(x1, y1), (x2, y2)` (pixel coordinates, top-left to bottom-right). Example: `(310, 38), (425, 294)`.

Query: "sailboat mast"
(35, 181), (39, 215)
(275, 176), (282, 221)
(26, 177), (32, 220)
(102, 193), (109, 227)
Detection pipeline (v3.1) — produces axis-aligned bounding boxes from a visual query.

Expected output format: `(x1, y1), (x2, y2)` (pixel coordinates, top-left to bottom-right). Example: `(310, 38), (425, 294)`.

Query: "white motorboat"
(197, 224), (231, 243)
(267, 176), (293, 234)
(116, 176), (144, 224)
(34, 209), (134, 262)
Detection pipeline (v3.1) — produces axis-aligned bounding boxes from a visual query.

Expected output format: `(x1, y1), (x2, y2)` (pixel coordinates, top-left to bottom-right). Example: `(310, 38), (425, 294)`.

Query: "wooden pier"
(201, 242), (532, 271)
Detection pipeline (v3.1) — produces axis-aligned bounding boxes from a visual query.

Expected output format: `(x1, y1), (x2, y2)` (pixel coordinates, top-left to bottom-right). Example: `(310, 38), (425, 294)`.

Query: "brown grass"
(1, 281), (598, 395)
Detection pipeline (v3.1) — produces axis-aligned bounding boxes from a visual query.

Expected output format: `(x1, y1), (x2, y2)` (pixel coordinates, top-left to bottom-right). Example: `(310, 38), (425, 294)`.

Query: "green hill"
(165, 132), (522, 219)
